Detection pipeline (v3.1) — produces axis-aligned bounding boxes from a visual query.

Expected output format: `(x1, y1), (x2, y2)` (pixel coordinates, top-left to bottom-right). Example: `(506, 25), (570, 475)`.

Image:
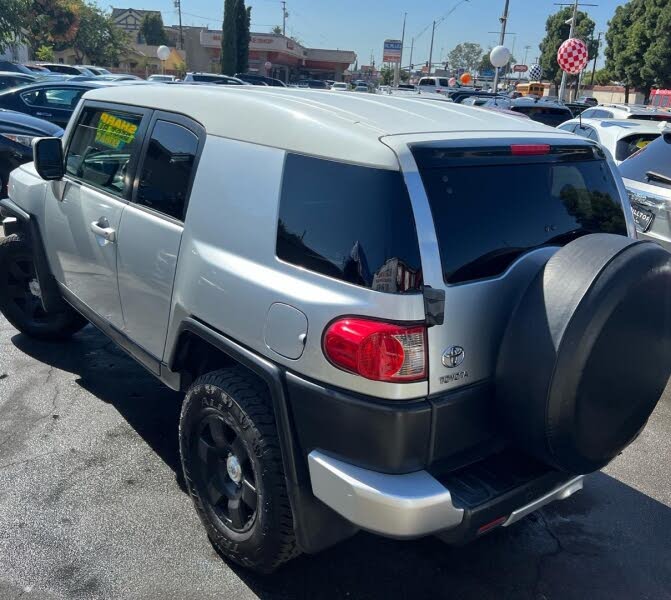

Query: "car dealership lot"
(0, 317), (669, 600)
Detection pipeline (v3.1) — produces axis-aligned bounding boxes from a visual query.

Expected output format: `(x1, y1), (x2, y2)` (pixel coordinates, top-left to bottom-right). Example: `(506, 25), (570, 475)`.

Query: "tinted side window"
(66, 107), (143, 197)
(619, 133), (671, 188)
(136, 120), (198, 220)
(22, 87), (82, 109)
(420, 78), (435, 86)
(277, 155), (423, 293)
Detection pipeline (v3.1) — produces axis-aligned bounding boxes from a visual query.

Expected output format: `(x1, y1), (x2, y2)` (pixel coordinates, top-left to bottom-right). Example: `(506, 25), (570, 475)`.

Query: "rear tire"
(179, 367), (299, 573)
(0, 234), (87, 340)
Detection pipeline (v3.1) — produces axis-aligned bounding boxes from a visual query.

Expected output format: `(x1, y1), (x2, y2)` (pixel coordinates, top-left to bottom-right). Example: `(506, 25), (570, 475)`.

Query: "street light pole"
(394, 12), (407, 87)
(520, 44), (530, 80)
(174, 0), (184, 50)
(558, 0), (579, 101)
(492, 0), (510, 93)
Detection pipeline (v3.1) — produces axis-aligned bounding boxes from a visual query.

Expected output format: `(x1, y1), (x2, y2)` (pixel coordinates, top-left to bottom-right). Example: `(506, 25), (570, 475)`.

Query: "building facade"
(111, 8), (162, 43)
(171, 27), (355, 82)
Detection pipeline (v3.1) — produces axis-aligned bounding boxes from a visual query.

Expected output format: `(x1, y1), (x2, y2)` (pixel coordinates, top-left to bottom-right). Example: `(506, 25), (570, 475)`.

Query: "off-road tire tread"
(180, 366), (299, 573)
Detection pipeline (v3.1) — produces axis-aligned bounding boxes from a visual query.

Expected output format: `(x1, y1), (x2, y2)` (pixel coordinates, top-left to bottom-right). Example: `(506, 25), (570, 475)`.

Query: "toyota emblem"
(442, 346), (465, 368)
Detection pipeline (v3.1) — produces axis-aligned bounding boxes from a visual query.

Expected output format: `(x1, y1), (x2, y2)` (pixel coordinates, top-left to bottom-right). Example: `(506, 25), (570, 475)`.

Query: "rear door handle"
(90, 218), (116, 242)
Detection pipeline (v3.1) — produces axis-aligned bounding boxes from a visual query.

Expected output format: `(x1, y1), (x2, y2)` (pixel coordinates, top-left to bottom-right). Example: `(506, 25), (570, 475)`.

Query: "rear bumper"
(308, 449), (584, 539)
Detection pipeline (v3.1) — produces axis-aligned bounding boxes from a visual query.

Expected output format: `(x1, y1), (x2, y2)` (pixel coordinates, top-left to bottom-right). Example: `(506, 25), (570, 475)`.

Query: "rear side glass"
(615, 133), (659, 162)
(619, 133), (671, 188)
(277, 155), (423, 293)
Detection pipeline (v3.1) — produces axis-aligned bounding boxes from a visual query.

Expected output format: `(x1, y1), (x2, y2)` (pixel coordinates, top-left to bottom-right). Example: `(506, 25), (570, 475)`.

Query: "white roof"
(564, 117), (664, 143)
(84, 85), (574, 170)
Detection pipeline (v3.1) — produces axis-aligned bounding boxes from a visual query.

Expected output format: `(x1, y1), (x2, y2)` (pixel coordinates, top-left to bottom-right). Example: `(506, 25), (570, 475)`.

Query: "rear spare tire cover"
(497, 233), (671, 474)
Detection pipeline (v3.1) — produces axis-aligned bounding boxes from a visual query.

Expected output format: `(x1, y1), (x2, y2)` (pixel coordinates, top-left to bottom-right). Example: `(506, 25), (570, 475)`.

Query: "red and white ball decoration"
(557, 38), (589, 75)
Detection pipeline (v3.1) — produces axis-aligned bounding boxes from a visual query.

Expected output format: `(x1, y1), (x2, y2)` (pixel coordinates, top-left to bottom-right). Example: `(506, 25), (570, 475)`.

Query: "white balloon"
(490, 45), (511, 68)
(156, 45), (171, 61)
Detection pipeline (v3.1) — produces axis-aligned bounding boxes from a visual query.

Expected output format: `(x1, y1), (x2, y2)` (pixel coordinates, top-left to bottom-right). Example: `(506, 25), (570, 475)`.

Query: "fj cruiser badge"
(442, 346), (465, 368)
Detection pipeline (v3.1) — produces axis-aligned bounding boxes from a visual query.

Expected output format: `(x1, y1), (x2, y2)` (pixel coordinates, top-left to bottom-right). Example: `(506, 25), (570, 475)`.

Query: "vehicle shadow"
(11, 326), (671, 600)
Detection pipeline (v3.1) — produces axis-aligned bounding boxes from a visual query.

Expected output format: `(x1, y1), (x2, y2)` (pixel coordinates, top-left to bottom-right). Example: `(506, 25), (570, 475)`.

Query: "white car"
(417, 76), (452, 95)
(330, 82), (349, 91)
(353, 84), (369, 93)
(580, 104), (671, 123)
(557, 118), (663, 164)
(148, 74), (178, 82)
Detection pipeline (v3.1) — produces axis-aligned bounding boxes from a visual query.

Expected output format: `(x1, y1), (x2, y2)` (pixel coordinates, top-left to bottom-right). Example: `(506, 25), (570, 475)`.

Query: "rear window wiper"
(646, 170), (671, 185)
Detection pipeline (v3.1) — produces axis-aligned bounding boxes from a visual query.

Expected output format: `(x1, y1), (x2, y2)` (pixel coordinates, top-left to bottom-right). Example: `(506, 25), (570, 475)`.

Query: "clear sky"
(120, 0), (625, 68)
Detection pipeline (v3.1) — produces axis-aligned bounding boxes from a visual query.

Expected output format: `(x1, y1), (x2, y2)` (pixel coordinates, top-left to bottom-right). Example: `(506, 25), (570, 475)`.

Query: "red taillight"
(323, 318), (427, 382)
(510, 143), (551, 156)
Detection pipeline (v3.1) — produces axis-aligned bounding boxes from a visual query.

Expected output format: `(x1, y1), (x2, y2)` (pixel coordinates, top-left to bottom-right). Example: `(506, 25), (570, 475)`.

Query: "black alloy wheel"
(194, 412), (258, 532)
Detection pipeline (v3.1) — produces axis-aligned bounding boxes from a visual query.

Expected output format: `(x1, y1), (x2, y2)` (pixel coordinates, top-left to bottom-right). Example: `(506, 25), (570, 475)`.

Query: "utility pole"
(408, 37), (414, 71)
(492, 0), (510, 93)
(428, 20), (436, 76)
(281, 1), (287, 36)
(394, 12), (407, 87)
(174, 0), (183, 50)
(590, 31), (601, 85)
(520, 44), (530, 80)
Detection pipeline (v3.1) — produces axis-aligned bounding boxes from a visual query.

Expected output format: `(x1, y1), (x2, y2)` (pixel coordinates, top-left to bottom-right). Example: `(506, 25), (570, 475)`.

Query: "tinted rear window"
(631, 114), (671, 122)
(619, 133), (671, 188)
(512, 105), (572, 126)
(616, 133), (659, 161)
(414, 145), (627, 284)
(277, 154), (422, 293)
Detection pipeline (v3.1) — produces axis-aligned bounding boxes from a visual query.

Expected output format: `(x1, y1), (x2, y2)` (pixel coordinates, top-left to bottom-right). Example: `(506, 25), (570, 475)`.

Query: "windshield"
(413, 146), (627, 284)
(619, 132), (671, 189)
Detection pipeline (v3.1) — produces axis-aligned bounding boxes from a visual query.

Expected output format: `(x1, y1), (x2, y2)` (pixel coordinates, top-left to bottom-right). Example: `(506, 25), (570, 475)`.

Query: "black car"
(0, 72), (36, 91)
(0, 80), (115, 128)
(449, 90), (504, 104)
(235, 73), (286, 87)
(0, 109), (63, 196)
(183, 73), (246, 85)
(0, 61), (34, 75)
(482, 97), (573, 127)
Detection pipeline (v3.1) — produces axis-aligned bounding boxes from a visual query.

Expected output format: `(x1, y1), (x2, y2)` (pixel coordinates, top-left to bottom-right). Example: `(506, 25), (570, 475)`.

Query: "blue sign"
(480, 69), (495, 78)
(457, 67), (465, 76)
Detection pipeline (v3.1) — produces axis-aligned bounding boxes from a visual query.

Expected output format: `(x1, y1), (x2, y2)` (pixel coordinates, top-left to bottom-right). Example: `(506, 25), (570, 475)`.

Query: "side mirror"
(33, 137), (65, 181)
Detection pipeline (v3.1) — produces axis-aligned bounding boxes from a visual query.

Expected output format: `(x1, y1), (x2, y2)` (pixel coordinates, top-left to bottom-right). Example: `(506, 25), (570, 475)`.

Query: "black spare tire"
(497, 233), (671, 474)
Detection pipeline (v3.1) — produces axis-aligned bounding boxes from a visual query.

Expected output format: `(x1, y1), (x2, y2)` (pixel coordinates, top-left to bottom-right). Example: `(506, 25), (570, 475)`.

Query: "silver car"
(1, 85), (670, 574)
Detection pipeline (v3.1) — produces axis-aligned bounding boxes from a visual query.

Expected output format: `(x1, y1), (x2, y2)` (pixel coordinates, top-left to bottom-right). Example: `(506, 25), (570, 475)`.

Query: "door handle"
(35, 111), (53, 117)
(90, 218), (116, 242)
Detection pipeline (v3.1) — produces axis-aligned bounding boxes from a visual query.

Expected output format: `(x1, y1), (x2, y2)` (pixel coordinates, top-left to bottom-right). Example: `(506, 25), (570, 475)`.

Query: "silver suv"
(1, 85), (670, 573)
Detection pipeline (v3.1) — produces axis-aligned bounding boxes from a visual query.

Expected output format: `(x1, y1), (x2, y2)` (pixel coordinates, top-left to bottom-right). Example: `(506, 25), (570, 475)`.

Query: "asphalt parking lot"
(0, 317), (669, 600)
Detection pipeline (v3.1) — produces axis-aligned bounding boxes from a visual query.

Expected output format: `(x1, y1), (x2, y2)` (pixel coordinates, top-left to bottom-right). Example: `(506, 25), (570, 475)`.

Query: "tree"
(591, 66), (613, 86)
(271, 25), (282, 35)
(380, 66), (393, 86)
(139, 12), (167, 46)
(235, 0), (251, 74)
(0, 0), (27, 54)
(606, 0), (671, 101)
(69, 3), (127, 65)
(35, 45), (55, 61)
(221, 0), (237, 75)
(26, 0), (81, 56)
(539, 7), (597, 94)
(447, 42), (483, 73)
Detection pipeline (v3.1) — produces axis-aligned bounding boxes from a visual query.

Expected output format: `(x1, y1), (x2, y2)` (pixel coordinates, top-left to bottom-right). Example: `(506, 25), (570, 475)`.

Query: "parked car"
(0, 61), (34, 75)
(447, 90), (500, 104)
(482, 97), (573, 126)
(23, 64), (51, 74)
(235, 73), (286, 87)
(557, 118), (662, 164)
(0, 72), (36, 91)
(0, 80), (117, 127)
(580, 103), (671, 122)
(330, 82), (349, 91)
(619, 127), (671, 250)
(353, 84), (369, 93)
(2, 85), (670, 576)
(183, 72), (246, 85)
(0, 109), (63, 196)
(577, 96), (598, 106)
(75, 65), (112, 76)
(297, 79), (329, 89)
(147, 74), (178, 82)
(96, 74), (144, 82)
(417, 76), (452, 94)
(33, 63), (95, 77)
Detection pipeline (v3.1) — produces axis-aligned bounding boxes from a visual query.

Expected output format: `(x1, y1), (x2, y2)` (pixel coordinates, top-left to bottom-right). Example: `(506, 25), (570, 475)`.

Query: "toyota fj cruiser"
(1, 85), (670, 573)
